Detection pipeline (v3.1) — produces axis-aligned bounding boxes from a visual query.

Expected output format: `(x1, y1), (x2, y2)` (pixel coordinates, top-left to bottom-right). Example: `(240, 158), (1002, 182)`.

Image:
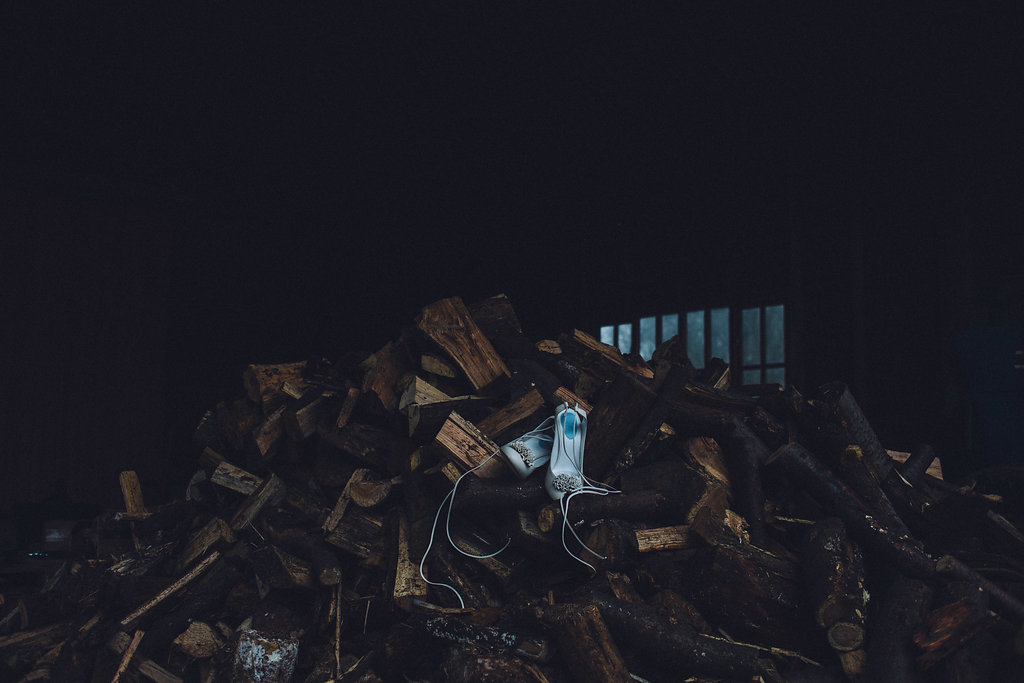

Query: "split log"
(398, 375), (452, 413)
(178, 516), (235, 570)
(283, 389), (325, 440)
(119, 471), (147, 515)
(252, 405), (286, 460)
(243, 361), (308, 413)
(324, 507), (386, 561)
(230, 473), (285, 532)
(421, 352), (459, 378)
(391, 513), (428, 610)
(475, 388), (547, 444)
(416, 296), (511, 392)
(334, 386), (361, 429)
(360, 339), (413, 414)
(466, 292), (535, 360)
(407, 395), (492, 439)
(557, 328), (654, 381)
(210, 460), (263, 495)
(317, 422), (405, 470)
(433, 412), (506, 479)
(635, 524), (691, 553)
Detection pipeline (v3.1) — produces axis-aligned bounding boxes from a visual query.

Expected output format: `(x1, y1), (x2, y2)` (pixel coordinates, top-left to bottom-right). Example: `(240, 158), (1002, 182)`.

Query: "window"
(600, 304), (785, 385)
(740, 304), (785, 386)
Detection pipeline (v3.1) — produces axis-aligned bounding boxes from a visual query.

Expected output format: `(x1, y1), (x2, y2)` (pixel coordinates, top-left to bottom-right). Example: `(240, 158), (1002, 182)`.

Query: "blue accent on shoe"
(563, 412), (577, 439)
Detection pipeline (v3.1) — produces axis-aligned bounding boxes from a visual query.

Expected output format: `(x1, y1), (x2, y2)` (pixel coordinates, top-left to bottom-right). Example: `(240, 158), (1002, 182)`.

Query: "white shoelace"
(418, 415), (554, 608)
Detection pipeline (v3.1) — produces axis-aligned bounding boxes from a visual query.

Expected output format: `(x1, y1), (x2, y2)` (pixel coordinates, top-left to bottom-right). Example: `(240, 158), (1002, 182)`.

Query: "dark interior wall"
(0, 180), (172, 511)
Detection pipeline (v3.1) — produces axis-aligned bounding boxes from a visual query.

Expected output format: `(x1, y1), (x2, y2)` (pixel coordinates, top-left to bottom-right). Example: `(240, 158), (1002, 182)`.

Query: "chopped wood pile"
(3, 294), (1024, 682)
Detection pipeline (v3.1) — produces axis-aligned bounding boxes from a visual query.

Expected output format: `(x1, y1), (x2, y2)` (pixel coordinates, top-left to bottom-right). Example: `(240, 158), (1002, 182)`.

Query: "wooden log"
(935, 554), (1024, 622)
(317, 422), (402, 470)
(433, 412), (506, 479)
(449, 475), (550, 513)
(421, 352), (459, 378)
(619, 457), (727, 524)
(231, 627), (299, 683)
(635, 525), (691, 553)
(324, 507), (386, 561)
(230, 474), (285, 532)
(893, 443), (941, 484)
(466, 292), (535, 359)
(582, 367), (658, 480)
(349, 474), (400, 509)
(416, 296), (511, 392)
(475, 388), (547, 444)
(283, 389), (325, 441)
(407, 395), (492, 439)
(252, 405), (286, 460)
(360, 339), (413, 414)
(538, 603), (631, 683)
(557, 328), (654, 381)
(119, 552), (221, 629)
(119, 471), (147, 515)
(243, 361), (308, 413)
(684, 519), (811, 651)
(398, 376), (453, 413)
(722, 417), (770, 547)
(818, 381), (894, 480)
(178, 517), (235, 570)
(108, 630), (184, 683)
(442, 647), (551, 683)
(584, 519), (641, 569)
(537, 489), (676, 533)
(334, 386), (361, 429)
(172, 621), (224, 659)
(766, 442), (937, 579)
(552, 386), (593, 414)
(800, 516), (867, 676)
(866, 574), (932, 683)
(391, 513), (428, 610)
(610, 361), (692, 474)
(110, 628), (144, 683)
(210, 460), (263, 495)
(582, 592), (767, 680)
(912, 595), (994, 668)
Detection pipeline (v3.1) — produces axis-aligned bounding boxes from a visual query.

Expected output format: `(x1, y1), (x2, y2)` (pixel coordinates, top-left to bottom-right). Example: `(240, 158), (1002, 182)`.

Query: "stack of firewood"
(2, 294), (1023, 682)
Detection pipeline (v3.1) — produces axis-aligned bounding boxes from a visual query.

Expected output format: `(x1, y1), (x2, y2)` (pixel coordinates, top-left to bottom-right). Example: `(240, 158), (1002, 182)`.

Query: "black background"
(2, 3), (1022, 512)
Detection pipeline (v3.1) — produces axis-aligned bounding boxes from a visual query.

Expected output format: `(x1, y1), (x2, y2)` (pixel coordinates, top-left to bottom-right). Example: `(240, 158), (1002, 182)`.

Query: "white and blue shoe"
(500, 416), (554, 479)
(545, 402), (620, 572)
(545, 402), (587, 499)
